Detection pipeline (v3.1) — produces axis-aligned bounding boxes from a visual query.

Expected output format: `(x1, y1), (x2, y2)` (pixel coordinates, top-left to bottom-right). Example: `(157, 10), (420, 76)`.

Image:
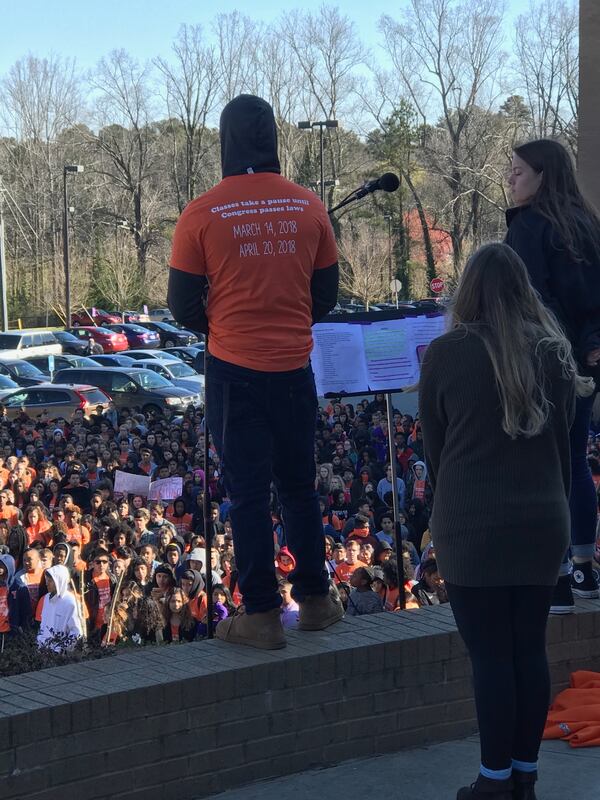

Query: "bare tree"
(155, 24), (222, 210)
(514, 0), (578, 155)
(213, 12), (260, 103)
(0, 55), (82, 308)
(88, 50), (158, 277)
(338, 221), (389, 307)
(92, 232), (145, 309)
(379, 0), (507, 272)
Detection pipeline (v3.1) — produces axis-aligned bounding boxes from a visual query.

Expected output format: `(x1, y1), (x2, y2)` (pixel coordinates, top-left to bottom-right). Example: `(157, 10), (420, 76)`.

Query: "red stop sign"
(430, 277), (445, 294)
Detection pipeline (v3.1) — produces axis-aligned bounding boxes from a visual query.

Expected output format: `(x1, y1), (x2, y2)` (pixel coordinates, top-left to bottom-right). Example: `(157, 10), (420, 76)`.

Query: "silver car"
(132, 359), (204, 400)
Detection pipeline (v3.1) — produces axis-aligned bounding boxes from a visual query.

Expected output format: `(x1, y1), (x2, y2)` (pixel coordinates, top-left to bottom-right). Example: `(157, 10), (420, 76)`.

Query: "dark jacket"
(506, 205), (600, 372)
(419, 328), (575, 587)
(0, 554), (32, 633)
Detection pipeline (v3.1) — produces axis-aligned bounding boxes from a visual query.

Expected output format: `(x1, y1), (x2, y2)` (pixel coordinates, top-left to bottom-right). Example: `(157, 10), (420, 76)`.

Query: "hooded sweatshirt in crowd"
(0, 553), (31, 635)
(37, 564), (83, 649)
(168, 94), (339, 369)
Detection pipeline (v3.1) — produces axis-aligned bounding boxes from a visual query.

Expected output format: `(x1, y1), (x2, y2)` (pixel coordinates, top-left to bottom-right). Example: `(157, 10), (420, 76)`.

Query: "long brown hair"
(513, 139), (600, 261)
(448, 243), (591, 439)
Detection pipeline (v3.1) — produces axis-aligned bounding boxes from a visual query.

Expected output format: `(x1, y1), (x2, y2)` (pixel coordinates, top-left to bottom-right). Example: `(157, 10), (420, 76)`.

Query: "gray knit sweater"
(419, 327), (575, 587)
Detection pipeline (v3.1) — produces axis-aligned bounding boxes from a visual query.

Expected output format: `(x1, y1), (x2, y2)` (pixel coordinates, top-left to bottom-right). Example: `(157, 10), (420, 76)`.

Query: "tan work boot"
(215, 607), (286, 650)
(298, 583), (345, 630)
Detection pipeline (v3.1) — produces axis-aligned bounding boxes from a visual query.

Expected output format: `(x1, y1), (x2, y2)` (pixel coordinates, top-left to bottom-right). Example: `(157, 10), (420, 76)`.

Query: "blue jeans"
(561, 391), (598, 570)
(206, 355), (329, 614)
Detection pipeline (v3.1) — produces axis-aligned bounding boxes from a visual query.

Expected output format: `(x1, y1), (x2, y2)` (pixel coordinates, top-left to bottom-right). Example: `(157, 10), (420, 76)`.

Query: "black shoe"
(571, 561), (600, 599)
(549, 574), (575, 615)
(512, 769), (537, 800)
(457, 774), (513, 799)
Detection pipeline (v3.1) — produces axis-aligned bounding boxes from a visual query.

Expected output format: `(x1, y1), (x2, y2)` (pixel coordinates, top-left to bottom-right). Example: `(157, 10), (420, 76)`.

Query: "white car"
(133, 358), (204, 399)
(148, 307), (174, 322)
(0, 330), (62, 359)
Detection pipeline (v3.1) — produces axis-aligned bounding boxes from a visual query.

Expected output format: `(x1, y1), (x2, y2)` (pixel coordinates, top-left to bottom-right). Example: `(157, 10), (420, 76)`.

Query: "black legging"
(445, 583), (554, 770)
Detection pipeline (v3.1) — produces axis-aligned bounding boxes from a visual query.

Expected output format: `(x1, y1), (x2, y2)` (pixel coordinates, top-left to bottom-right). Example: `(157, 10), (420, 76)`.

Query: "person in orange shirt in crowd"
(14, 547), (45, 615)
(165, 497), (193, 540)
(168, 94), (341, 649)
(0, 490), (19, 527)
(85, 549), (116, 636)
(179, 569), (207, 625)
(0, 457), (10, 489)
(65, 506), (91, 547)
(24, 504), (52, 547)
(334, 539), (366, 586)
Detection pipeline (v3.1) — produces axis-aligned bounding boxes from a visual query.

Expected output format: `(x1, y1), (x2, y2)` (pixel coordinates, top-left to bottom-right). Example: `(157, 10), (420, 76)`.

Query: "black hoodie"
(219, 94), (281, 177)
(168, 94), (338, 336)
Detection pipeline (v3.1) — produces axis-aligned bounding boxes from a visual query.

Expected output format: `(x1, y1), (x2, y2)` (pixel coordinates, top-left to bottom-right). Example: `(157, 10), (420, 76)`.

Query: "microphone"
(355, 172), (400, 199)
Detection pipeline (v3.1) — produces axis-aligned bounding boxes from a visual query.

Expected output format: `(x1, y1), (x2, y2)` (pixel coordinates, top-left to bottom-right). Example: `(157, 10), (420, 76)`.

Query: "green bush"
(0, 630), (114, 678)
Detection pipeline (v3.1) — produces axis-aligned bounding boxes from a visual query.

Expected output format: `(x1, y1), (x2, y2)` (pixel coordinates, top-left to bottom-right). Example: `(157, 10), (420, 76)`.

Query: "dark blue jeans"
(206, 354), (329, 614)
(562, 391), (598, 568)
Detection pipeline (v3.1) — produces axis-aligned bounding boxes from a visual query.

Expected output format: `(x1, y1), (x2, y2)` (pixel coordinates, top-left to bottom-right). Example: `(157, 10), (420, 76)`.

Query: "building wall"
(579, 0), (600, 208)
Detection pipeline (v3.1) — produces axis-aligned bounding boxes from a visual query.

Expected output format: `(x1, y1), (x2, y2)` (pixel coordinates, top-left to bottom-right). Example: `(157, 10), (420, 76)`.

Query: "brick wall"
(0, 602), (599, 800)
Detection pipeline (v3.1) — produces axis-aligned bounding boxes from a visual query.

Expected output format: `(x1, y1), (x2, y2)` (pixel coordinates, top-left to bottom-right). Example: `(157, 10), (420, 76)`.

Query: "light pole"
(63, 164), (84, 327)
(297, 119), (338, 202)
(0, 177), (8, 330)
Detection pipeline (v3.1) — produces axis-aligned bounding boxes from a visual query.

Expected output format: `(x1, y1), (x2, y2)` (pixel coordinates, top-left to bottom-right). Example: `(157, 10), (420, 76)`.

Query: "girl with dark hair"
(420, 242), (590, 800)
(506, 138), (600, 611)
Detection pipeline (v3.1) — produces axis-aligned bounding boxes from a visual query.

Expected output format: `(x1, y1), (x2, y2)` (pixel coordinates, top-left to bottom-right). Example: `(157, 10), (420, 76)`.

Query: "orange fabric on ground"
(170, 172), (337, 372)
(544, 671), (600, 747)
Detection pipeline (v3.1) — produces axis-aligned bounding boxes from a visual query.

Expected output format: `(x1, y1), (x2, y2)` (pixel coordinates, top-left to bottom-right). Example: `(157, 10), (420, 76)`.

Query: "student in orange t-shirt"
(168, 95), (340, 649)
(85, 550), (115, 633)
(334, 539), (367, 586)
(24, 505), (52, 547)
(14, 547), (45, 614)
(0, 490), (19, 527)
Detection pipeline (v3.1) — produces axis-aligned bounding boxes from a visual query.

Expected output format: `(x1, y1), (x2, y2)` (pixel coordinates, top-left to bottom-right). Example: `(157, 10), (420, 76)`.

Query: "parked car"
(0, 359), (47, 386)
(0, 375), (19, 391)
(163, 346), (206, 374)
(25, 354), (100, 377)
(132, 359), (205, 398)
(148, 307), (174, 322)
(125, 349), (181, 363)
(90, 354), (137, 368)
(64, 326), (129, 354)
(71, 308), (121, 326)
(0, 330), (61, 359)
(105, 323), (161, 350)
(52, 367), (201, 415)
(108, 310), (150, 323)
(52, 330), (89, 355)
(0, 383), (110, 421)
(136, 321), (198, 348)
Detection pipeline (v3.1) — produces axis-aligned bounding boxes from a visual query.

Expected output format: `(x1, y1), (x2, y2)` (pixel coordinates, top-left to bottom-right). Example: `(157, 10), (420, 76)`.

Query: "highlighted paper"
(311, 314), (445, 396)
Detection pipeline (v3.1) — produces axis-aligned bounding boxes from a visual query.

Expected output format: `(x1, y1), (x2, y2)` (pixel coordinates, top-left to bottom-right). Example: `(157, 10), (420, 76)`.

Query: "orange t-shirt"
(26, 520), (52, 547)
(0, 586), (10, 632)
(333, 560), (365, 585)
(93, 576), (112, 630)
(0, 507), (18, 526)
(189, 592), (208, 622)
(66, 524), (91, 547)
(0, 468), (10, 488)
(170, 172), (338, 371)
(23, 570), (44, 613)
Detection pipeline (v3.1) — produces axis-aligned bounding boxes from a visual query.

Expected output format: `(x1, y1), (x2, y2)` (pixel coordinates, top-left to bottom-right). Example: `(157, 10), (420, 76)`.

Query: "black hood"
(219, 95), (281, 178)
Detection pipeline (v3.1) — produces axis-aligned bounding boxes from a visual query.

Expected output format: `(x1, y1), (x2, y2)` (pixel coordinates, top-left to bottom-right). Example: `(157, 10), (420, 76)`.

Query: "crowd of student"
(0, 393), (464, 651)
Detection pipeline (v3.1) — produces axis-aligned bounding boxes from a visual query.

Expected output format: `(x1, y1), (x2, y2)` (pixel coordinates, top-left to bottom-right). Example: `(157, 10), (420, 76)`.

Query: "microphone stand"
(328, 189), (367, 216)
(326, 190), (407, 610)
